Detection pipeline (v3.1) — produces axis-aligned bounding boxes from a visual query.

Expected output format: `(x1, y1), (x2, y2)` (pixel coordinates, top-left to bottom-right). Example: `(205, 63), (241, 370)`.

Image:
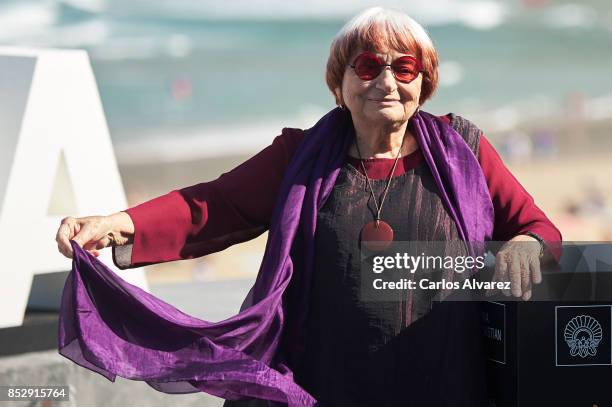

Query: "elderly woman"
(56, 7), (560, 407)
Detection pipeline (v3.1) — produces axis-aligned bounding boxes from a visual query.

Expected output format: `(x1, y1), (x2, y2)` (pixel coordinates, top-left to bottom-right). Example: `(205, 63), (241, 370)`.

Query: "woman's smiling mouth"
(369, 98), (401, 105)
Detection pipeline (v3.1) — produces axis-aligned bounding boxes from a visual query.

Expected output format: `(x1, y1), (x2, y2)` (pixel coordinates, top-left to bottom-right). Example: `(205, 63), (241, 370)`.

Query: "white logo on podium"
(564, 315), (603, 358)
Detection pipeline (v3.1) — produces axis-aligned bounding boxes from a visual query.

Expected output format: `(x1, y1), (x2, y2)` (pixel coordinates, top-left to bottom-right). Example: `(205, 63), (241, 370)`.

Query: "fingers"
(530, 255), (542, 284)
(55, 223), (71, 258)
(83, 236), (112, 256)
(56, 216), (110, 259)
(522, 254), (541, 301)
(494, 254), (511, 297)
(55, 217), (78, 258)
(483, 238), (544, 301)
(71, 217), (111, 248)
(72, 223), (93, 248)
(509, 253), (522, 298)
(521, 258), (533, 300)
(522, 289), (532, 301)
(521, 258), (531, 296)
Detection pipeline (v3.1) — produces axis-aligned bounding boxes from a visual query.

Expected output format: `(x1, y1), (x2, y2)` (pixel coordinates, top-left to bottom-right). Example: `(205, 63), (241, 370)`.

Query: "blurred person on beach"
(55, 7), (561, 407)
(533, 127), (558, 158)
(500, 129), (533, 164)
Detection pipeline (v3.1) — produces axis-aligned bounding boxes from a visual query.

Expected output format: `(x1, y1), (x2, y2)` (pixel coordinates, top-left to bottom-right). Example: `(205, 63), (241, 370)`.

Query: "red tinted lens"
(353, 53), (383, 80)
(391, 56), (421, 83)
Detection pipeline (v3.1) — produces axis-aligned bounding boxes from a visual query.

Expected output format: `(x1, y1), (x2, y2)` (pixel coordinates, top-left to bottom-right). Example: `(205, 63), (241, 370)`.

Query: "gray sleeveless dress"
(225, 116), (489, 407)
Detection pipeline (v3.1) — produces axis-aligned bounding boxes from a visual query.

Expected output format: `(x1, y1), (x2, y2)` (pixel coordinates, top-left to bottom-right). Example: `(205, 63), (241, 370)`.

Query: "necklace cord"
(354, 130), (407, 224)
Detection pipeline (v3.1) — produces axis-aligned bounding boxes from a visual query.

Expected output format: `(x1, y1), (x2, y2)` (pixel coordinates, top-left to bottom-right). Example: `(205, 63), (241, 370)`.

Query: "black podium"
(479, 242), (612, 406)
(482, 301), (612, 407)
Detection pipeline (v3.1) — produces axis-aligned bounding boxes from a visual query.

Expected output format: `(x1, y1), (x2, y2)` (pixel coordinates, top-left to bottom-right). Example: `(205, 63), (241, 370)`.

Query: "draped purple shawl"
(58, 108), (494, 406)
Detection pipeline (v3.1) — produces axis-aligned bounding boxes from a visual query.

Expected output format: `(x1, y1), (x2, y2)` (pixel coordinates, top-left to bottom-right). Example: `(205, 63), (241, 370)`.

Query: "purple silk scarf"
(58, 107), (494, 406)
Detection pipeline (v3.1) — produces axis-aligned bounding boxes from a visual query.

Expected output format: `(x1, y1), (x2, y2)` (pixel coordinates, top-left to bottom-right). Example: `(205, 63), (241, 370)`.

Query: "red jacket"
(114, 116), (562, 269)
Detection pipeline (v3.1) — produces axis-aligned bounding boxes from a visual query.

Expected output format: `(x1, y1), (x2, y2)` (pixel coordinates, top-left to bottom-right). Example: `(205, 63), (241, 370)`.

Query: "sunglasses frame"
(349, 52), (424, 84)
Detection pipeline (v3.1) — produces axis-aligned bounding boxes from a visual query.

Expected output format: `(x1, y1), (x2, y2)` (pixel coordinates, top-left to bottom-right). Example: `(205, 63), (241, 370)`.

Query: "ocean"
(1, 0), (612, 161)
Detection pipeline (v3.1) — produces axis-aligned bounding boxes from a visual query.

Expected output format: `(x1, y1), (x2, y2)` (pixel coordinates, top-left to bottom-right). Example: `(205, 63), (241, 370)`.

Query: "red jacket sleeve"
(113, 128), (306, 269)
(478, 135), (562, 246)
(438, 114), (562, 246)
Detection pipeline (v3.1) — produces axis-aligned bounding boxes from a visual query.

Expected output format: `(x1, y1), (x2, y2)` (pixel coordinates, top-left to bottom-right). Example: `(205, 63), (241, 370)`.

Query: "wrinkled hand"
(487, 235), (543, 301)
(55, 216), (115, 259)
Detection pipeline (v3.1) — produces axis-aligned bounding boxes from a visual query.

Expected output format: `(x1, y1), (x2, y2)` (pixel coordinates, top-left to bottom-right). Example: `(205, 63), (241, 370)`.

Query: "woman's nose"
(375, 66), (397, 92)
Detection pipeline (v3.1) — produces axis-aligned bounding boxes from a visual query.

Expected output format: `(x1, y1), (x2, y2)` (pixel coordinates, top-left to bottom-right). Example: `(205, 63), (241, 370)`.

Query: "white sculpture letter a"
(0, 47), (148, 329)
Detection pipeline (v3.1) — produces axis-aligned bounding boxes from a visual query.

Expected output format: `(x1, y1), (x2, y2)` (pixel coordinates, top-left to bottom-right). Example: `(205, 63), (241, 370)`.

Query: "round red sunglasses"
(349, 52), (423, 84)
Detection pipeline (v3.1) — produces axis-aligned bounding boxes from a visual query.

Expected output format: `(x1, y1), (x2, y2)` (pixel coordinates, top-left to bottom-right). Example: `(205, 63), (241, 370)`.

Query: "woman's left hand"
(489, 234), (543, 301)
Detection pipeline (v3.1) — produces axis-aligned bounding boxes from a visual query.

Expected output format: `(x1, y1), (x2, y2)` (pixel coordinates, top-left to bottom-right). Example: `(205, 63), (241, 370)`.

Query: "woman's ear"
(334, 87), (344, 107)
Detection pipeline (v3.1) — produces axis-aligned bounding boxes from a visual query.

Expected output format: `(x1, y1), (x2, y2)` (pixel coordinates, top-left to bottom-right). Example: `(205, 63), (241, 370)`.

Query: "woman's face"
(339, 48), (423, 127)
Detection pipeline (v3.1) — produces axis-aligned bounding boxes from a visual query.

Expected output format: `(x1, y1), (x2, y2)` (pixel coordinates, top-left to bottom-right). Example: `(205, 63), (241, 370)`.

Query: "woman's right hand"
(55, 212), (134, 259)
